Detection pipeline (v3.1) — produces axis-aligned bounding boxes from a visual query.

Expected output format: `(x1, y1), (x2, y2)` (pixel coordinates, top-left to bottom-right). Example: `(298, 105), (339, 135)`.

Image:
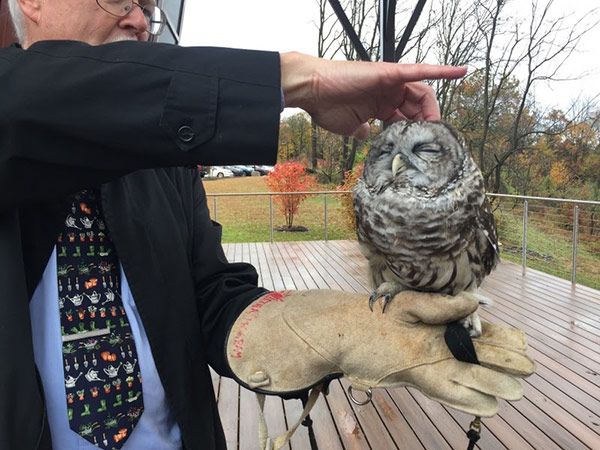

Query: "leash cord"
(443, 322), (483, 450)
(466, 416), (481, 450)
(301, 394), (320, 450)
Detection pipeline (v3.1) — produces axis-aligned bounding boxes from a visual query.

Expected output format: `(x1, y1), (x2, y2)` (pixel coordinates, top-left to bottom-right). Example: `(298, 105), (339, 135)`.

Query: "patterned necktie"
(56, 188), (143, 449)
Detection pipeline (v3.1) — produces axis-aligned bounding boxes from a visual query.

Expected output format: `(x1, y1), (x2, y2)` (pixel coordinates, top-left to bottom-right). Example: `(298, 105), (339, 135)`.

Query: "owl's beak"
(392, 154), (405, 176)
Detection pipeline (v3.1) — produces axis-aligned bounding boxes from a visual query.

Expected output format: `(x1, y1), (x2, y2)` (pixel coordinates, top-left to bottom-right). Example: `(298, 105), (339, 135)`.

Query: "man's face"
(28, 0), (150, 46)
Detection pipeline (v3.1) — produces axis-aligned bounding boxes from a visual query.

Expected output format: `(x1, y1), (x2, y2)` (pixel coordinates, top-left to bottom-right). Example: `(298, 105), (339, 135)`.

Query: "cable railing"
(487, 194), (600, 290)
(206, 191), (600, 290)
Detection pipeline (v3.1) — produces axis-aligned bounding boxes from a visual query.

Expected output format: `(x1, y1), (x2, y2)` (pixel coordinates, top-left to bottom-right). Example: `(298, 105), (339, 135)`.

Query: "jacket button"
(178, 125), (195, 142)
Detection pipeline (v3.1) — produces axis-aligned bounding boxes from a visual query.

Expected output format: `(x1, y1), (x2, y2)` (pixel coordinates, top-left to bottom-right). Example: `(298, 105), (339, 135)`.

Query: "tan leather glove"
(227, 290), (535, 417)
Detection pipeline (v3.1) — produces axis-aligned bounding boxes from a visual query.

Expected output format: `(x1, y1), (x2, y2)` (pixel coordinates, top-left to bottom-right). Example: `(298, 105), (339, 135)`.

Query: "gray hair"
(7, 0), (27, 44)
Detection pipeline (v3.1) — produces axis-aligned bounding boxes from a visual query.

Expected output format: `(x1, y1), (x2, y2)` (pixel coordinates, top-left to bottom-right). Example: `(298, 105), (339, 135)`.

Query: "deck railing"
(206, 191), (600, 290)
(488, 194), (600, 290)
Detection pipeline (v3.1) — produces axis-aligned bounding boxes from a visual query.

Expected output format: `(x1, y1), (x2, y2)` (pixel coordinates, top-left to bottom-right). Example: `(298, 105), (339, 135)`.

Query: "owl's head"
(362, 121), (470, 196)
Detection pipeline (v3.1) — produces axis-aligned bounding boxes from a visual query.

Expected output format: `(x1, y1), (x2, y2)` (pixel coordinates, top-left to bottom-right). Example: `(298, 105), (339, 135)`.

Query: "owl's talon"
(460, 311), (482, 338)
(369, 283), (404, 313)
(382, 293), (393, 313)
(368, 293), (379, 312)
(469, 329), (482, 338)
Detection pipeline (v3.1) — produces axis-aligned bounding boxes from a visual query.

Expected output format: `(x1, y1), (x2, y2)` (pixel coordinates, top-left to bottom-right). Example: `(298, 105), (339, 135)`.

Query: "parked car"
(209, 166), (234, 178)
(225, 166), (245, 177)
(197, 165), (207, 178)
(252, 165), (274, 176)
(258, 165), (274, 174)
(231, 165), (254, 176)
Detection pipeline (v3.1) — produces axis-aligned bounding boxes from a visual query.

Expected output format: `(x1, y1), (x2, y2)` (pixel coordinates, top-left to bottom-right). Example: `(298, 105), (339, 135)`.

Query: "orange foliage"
(339, 163), (364, 231)
(265, 162), (317, 229)
(550, 160), (573, 188)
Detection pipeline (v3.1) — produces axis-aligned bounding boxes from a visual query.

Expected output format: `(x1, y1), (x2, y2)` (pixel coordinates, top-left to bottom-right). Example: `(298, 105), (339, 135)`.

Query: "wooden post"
(0, 0), (18, 47)
(572, 205), (579, 285)
(522, 200), (528, 275)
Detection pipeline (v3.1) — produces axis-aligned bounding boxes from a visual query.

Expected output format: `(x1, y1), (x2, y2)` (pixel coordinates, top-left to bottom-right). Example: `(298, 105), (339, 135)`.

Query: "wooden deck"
(214, 240), (600, 450)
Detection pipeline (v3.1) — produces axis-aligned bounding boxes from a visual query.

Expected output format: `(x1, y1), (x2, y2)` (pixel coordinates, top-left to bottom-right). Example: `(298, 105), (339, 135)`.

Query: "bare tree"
(335, 0), (379, 173)
(395, 1), (438, 63)
(315, 0), (343, 60)
(309, 0), (343, 171)
(485, 0), (598, 191)
(415, 0), (598, 191)
(311, 0), (379, 174)
(307, 0), (599, 190)
(433, 0), (486, 119)
(337, 0), (379, 61)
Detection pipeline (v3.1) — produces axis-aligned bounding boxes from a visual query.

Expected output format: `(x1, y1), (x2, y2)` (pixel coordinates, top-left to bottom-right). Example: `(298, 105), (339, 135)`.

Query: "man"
(0, 0), (534, 449)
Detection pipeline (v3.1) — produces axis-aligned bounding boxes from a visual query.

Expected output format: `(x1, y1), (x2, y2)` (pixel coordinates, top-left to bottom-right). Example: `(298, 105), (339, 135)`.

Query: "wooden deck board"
(369, 389), (427, 450)
(218, 375), (239, 449)
(404, 388), (506, 450)
(217, 240), (600, 450)
(300, 389), (345, 450)
(384, 387), (452, 450)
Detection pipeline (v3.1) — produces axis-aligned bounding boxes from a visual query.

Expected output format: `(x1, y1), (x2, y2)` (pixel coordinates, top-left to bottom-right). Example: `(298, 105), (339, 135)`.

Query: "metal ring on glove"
(348, 386), (372, 406)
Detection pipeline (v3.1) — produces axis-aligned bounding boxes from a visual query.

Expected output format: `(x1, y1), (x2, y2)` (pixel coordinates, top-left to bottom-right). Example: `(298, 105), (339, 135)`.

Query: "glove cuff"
(226, 291), (341, 396)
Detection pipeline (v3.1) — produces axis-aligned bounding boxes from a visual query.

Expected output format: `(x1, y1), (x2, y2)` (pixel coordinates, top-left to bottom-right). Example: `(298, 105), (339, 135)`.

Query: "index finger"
(390, 63), (468, 83)
(473, 341), (536, 377)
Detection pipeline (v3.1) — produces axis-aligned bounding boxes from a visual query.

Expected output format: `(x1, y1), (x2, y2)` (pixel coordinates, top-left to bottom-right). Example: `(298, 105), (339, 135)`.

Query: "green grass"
(496, 207), (600, 290)
(203, 177), (356, 243)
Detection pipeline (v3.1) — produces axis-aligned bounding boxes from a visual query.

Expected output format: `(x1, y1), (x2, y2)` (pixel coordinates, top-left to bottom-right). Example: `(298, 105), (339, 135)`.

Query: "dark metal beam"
(327, 0), (371, 61)
(327, 0), (429, 64)
(395, 0), (427, 62)
(380, 0), (396, 63)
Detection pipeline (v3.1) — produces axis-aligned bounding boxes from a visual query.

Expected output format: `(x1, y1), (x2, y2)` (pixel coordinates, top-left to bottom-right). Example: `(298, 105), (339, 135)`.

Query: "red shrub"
(265, 162), (317, 229)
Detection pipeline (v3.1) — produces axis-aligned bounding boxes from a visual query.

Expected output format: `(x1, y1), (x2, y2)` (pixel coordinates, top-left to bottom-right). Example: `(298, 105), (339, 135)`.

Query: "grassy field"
(495, 203), (600, 290)
(203, 176), (356, 243)
(203, 177), (600, 290)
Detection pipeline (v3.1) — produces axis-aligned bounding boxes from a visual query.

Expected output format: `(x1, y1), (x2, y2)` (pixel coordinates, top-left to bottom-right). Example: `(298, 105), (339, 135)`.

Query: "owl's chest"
(358, 195), (474, 260)
(382, 237), (483, 294)
(355, 193), (484, 293)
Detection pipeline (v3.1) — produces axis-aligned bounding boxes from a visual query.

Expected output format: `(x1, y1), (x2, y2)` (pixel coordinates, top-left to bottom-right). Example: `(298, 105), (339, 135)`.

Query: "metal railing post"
(269, 196), (274, 243)
(572, 205), (579, 285)
(213, 197), (217, 221)
(324, 195), (328, 242)
(522, 200), (528, 275)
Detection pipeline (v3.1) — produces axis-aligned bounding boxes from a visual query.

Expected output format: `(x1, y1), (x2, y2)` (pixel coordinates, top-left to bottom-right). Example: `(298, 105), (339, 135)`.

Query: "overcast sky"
(180, 0), (600, 114)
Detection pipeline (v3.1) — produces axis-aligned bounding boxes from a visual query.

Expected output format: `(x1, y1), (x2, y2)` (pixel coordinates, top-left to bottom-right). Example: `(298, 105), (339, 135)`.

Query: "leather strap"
(256, 386), (322, 450)
(444, 321), (480, 365)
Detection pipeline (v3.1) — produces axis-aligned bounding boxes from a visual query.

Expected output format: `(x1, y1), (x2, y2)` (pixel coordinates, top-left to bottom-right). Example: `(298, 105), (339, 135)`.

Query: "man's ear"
(16, 0), (42, 24)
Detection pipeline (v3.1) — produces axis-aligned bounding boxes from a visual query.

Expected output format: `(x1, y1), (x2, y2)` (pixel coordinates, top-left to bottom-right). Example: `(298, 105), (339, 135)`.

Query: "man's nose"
(119, 4), (149, 34)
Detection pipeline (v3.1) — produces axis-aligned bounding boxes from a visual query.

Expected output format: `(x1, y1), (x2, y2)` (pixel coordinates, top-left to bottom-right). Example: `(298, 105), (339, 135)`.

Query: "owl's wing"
(475, 196), (500, 276)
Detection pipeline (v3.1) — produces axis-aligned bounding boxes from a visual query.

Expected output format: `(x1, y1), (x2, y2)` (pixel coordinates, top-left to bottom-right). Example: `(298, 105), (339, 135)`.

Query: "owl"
(353, 120), (499, 337)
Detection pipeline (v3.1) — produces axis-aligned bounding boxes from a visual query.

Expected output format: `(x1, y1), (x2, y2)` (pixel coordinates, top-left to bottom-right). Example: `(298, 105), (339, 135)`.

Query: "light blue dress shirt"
(30, 247), (183, 449)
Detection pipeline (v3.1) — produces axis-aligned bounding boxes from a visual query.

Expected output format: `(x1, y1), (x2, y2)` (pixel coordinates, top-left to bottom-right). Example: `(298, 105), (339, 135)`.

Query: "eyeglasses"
(96, 0), (166, 36)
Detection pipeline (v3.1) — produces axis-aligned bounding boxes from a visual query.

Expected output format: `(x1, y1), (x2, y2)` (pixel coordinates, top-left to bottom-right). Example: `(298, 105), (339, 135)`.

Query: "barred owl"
(353, 120), (499, 337)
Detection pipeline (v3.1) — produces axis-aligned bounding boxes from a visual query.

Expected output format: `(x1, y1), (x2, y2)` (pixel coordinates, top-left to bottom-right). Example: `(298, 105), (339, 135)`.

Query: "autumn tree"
(339, 162), (364, 231)
(304, 0), (598, 197)
(265, 162), (318, 230)
(308, 0), (344, 171)
(278, 113), (312, 162)
(396, 0), (597, 191)
(311, 0), (381, 173)
(315, 129), (344, 184)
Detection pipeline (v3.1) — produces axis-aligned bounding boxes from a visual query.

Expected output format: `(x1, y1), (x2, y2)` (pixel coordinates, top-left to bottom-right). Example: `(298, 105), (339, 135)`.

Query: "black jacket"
(0, 40), (281, 450)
